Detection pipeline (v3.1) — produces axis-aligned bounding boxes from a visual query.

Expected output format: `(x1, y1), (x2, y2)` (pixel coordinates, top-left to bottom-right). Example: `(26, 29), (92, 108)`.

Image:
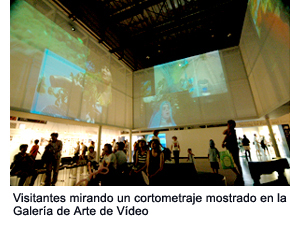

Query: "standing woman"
(253, 134), (261, 156)
(146, 139), (164, 185)
(260, 136), (270, 156)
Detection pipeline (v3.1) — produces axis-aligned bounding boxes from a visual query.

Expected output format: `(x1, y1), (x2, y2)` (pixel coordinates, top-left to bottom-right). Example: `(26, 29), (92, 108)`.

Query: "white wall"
(162, 126), (227, 158)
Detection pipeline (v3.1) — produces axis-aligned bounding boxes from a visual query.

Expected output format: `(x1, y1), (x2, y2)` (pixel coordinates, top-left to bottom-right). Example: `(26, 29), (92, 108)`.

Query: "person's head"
(243, 134), (246, 138)
(172, 136), (177, 141)
(104, 143), (112, 154)
(209, 139), (215, 148)
(77, 141), (80, 145)
(34, 139), (39, 145)
(89, 146), (94, 153)
(138, 138), (147, 149)
(101, 66), (112, 84)
(254, 134), (257, 137)
(153, 130), (159, 136)
(227, 120), (236, 129)
(81, 142), (84, 145)
(19, 144), (28, 152)
(150, 139), (160, 150)
(117, 141), (125, 151)
(112, 139), (116, 142)
(188, 148), (192, 153)
(51, 132), (58, 141)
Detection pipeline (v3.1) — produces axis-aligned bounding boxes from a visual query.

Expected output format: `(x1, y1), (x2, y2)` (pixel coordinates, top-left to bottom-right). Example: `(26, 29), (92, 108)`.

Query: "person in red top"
(29, 139), (40, 159)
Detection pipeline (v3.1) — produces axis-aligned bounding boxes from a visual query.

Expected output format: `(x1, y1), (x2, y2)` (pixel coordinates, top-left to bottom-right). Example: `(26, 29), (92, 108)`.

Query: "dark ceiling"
(52, 0), (248, 71)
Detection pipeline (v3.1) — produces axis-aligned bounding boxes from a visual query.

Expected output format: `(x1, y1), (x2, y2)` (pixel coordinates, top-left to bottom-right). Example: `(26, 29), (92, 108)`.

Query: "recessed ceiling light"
(227, 33), (231, 37)
(146, 56), (150, 59)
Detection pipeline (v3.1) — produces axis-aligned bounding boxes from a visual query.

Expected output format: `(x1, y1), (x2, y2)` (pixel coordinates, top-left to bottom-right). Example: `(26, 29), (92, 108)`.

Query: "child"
(187, 148), (195, 163)
(171, 136), (180, 165)
(187, 148), (197, 173)
(208, 139), (220, 174)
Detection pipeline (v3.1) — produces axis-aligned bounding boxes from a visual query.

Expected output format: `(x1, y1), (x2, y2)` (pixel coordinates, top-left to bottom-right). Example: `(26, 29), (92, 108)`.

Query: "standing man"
(152, 130), (162, 151)
(44, 133), (62, 186)
(171, 136), (180, 165)
(222, 120), (244, 185)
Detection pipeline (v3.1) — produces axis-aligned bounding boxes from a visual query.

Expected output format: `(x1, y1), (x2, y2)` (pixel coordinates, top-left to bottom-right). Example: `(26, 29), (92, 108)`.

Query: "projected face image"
(141, 50), (226, 128)
(101, 66), (112, 84)
(161, 103), (171, 120)
(148, 101), (176, 128)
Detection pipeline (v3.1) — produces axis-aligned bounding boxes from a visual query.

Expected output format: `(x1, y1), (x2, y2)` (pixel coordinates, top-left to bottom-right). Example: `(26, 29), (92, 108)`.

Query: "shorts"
(210, 162), (219, 169)
(243, 146), (250, 151)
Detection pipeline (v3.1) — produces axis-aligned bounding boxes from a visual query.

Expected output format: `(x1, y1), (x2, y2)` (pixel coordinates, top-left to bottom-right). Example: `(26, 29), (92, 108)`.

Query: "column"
(129, 129), (132, 162)
(97, 125), (102, 162)
(265, 115), (280, 158)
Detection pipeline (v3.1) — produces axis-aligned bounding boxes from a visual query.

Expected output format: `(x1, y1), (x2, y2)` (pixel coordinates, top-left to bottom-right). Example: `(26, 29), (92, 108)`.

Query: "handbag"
(219, 150), (234, 169)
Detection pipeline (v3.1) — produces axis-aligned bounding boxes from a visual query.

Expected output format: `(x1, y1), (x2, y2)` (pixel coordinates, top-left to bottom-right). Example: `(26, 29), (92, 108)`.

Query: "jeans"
(45, 156), (61, 186)
(173, 150), (180, 165)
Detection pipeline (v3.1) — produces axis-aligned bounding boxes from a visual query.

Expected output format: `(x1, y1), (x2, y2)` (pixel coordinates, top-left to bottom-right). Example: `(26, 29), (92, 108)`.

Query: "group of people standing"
(237, 133), (270, 161)
(11, 119), (256, 186)
(10, 132), (63, 186)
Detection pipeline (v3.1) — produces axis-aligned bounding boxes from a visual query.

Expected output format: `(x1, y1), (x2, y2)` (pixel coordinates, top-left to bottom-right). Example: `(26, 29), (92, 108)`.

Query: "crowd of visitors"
(11, 119), (274, 186)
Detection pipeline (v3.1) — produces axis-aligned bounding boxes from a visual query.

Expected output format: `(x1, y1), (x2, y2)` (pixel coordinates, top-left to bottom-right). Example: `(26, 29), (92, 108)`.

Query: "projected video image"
(32, 49), (85, 118)
(32, 49), (113, 122)
(249, 0), (289, 48)
(11, 0), (115, 124)
(141, 51), (227, 128)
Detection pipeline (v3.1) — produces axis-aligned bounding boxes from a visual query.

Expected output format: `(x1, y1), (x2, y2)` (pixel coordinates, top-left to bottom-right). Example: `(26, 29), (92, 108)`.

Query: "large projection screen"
(10, 0), (133, 129)
(133, 49), (257, 129)
(240, 0), (290, 116)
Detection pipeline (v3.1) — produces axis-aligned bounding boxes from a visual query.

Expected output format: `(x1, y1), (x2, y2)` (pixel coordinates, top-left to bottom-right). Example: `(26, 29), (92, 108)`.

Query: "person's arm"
(150, 152), (164, 178)
(134, 151), (139, 167)
(222, 133), (228, 148)
(146, 151), (150, 176)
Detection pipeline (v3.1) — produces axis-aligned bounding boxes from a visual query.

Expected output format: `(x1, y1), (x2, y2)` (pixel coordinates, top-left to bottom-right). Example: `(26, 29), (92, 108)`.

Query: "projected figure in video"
(33, 49), (113, 123)
(84, 65), (113, 123)
(148, 101), (176, 128)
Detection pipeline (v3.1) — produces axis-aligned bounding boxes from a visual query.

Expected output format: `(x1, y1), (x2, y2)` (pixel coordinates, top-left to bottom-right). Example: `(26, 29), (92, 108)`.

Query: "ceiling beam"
(110, 0), (165, 22)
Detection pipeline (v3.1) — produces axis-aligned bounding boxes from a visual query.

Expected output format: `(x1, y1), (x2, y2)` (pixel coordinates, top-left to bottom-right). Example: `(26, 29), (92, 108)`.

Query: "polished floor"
(189, 150), (290, 186)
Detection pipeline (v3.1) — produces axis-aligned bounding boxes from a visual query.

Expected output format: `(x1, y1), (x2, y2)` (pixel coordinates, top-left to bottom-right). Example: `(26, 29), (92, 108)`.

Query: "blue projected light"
(32, 49), (86, 118)
(145, 134), (167, 148)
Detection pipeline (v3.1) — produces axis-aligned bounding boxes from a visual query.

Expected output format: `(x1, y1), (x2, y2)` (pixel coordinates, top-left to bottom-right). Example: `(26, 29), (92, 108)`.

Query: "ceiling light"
(71, 26), (75, 31)
(146, 56), (150, 59)
(227, 33), (231, 37)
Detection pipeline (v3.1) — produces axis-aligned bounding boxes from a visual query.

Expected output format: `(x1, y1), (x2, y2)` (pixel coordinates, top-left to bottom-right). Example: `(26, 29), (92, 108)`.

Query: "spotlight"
(71, 26), (75, 31)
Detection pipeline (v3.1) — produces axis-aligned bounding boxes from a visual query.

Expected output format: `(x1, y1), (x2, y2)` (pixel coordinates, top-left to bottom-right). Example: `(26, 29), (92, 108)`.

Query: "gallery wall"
(10, 0), (133, 129)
